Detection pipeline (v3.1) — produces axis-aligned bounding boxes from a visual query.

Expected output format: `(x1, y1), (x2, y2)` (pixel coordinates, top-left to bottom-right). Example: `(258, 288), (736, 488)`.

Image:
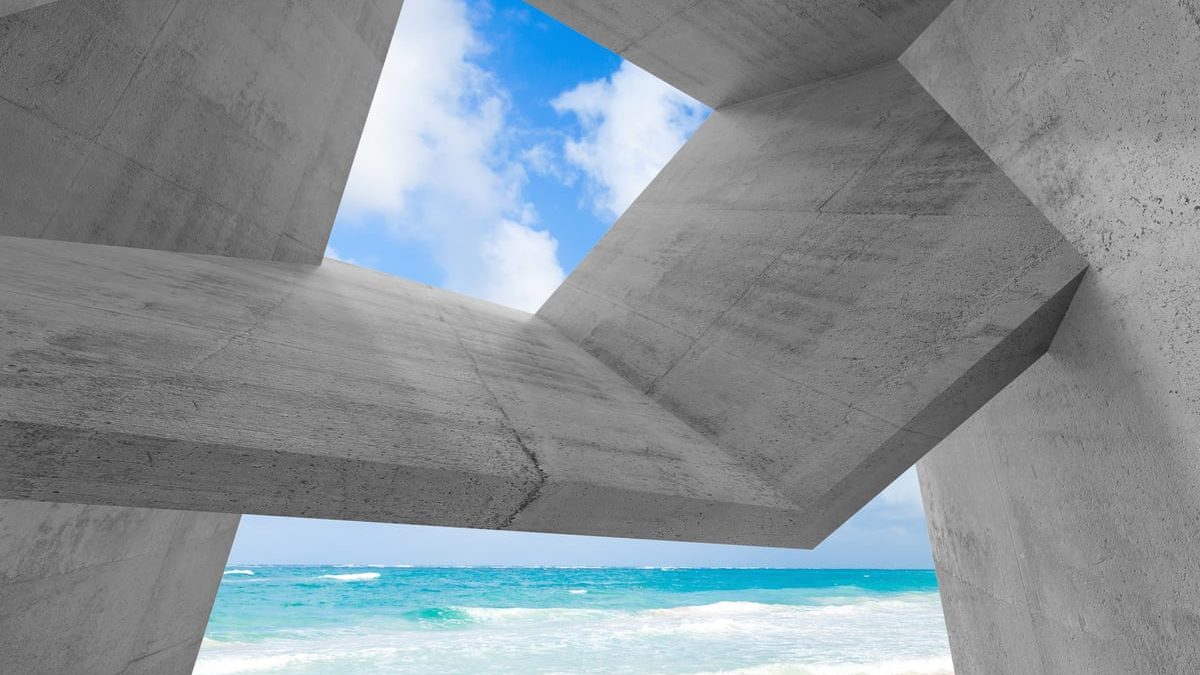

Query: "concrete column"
(903, 0), (1200, 671)
(0, 500), (238, 674)
(0, 1), (402, 671)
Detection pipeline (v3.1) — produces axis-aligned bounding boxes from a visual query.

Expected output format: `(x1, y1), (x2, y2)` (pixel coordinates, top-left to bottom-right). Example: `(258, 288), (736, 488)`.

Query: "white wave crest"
(222, 570), (254, 576)
(318, 572), (381, 581)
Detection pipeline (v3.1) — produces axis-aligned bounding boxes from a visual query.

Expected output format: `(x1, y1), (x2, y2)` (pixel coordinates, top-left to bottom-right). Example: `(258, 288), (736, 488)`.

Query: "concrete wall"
(0, 499), (237, 674)
(0, 236), (809, 547)
(527, 0), (953, 107)
(903, 0), (1200, 672)
(0, 0), (403, 263)
(539, 61), (1085, 545)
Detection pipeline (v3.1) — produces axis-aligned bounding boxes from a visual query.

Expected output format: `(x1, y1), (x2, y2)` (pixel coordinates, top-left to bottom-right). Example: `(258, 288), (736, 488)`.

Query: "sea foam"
(318, 572), (380, 582)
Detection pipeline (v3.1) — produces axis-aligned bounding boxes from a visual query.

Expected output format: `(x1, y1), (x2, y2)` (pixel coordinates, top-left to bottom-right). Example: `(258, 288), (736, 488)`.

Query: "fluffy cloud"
(338, 0), (563, 312)
(553, 61), (708, 219)
(875, 468), (926, 519)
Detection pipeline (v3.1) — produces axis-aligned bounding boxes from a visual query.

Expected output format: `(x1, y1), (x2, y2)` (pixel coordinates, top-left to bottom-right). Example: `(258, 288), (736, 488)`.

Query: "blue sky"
(232, 0), (934, 568)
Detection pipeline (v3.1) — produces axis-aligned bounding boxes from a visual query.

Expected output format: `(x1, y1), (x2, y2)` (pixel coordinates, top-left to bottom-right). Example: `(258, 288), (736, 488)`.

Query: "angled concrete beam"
(526, 0), (953, 107)
(0, 236), (806, 547)
(0, 0), (403, 263)
(539, 62), (1087, 546)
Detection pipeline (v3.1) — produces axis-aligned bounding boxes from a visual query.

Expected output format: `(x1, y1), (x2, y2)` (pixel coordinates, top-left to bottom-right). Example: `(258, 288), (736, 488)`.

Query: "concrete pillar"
(902, 0), (1200, 671)
(0, 1), (403, 671)
(0, 500), (238, 674)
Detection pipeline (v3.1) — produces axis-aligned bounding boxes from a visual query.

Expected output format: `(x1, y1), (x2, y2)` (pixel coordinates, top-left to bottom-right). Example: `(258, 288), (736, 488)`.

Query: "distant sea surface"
(196, 567), (952, 675)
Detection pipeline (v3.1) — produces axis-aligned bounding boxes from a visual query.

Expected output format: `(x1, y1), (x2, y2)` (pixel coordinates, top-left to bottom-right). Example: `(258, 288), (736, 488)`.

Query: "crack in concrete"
(435, 307), (548, 530)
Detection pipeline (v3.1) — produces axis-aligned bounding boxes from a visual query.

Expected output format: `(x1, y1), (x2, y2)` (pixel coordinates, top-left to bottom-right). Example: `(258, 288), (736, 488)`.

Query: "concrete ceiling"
(526, 0), (954, 107)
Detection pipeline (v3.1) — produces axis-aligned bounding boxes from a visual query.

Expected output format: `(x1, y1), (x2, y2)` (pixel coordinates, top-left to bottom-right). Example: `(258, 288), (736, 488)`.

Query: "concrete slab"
(0, 0), (403, 263)
(0, 236), (808, 547)
(526, 0), (952, 107)
(539, 62), (1087, 546)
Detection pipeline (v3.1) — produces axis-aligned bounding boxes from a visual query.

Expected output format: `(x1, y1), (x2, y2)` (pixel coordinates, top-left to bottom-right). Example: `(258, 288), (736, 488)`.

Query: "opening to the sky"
(196, 0), (948, 672)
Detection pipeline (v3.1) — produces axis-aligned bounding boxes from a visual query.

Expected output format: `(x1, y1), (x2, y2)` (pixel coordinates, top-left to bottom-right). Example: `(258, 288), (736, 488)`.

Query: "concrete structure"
(539, 61), (1084, 544)
(903, 0), (1200, 671)
(0, 0), (1195, 674)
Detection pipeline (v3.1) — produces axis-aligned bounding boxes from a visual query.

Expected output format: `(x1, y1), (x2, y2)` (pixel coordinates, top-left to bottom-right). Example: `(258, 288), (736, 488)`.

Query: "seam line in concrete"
(435, 307), (547, 529)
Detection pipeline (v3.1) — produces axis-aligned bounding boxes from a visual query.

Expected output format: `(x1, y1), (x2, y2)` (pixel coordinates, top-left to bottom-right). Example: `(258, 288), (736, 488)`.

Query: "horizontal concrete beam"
(0, 236), (808, 547)
(539, 62), (1088, 545)
(527, 0), (952, 107)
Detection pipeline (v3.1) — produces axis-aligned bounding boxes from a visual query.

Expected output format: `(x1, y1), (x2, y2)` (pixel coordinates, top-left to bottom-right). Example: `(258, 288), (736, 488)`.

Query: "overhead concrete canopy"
(526, 0), (954, 107)
(0, 0), (1086, 550)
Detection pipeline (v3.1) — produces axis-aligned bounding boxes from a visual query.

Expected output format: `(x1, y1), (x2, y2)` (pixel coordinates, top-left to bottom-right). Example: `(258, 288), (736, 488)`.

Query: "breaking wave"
(317, 572), (380, 582)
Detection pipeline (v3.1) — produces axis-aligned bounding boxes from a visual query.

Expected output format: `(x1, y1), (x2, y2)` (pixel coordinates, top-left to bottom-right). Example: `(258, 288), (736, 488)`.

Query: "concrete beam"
(539, 62), (1087, 546)
(0, 236), (807, 547)
(0, 500), (236, 675)
(0, 0), (403, 263)
(904, 0), (1200, 671)
(526, 0), (952, 107)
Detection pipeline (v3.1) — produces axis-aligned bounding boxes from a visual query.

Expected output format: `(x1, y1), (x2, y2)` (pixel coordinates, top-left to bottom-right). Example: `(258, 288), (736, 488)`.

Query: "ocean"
(196, 567), (952, 675)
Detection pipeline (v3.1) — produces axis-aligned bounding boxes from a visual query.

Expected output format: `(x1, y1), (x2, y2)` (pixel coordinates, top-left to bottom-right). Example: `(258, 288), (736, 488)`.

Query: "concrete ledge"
(539, 62), (1088, 545)
(0, 236), (807, 547)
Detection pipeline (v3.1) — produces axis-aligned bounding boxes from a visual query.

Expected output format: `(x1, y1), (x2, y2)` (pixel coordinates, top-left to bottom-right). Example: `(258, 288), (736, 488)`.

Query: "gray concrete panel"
(0, 0), (402, 263)
(539, 62), (1087, 546)
(0, 499), (236, 675)
(0, 0), (57, 17)
(0, 236), (808, 547)
(905, 0), (1200, 672)
(526, 0), (951, 107)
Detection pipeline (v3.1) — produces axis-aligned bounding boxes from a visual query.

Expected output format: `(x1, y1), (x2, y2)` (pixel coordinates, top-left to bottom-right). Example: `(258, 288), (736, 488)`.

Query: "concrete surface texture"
(0, 0), (403, 263)
(0, 499), (237, 675)
(0, 0), (58, 18)
(2, 0), (1193, 671)
(527, 0), (954, 108)
(539, 61), (1086, 545)
(903, 0), (1200, 672)
(0, 235), (809, 547)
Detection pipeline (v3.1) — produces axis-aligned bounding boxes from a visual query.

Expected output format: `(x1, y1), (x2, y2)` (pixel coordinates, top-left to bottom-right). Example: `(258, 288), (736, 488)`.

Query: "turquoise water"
(197, 567), (951, 675)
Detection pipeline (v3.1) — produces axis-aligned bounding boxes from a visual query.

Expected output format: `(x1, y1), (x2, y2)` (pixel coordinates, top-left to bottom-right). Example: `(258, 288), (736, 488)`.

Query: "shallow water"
(197, 567), (951, 675)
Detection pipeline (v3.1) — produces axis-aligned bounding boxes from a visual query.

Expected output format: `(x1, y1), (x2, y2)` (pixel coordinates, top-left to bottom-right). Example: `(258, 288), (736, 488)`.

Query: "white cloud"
(338, 0), (563, 312)
(323, 246), (357, 266)
(876, 467), (925, 519)
(553, 61), (708, 219)
(481, 220), (566, 312)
